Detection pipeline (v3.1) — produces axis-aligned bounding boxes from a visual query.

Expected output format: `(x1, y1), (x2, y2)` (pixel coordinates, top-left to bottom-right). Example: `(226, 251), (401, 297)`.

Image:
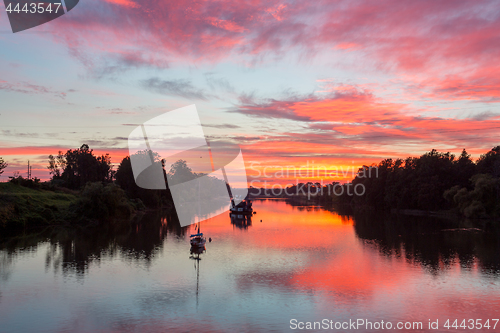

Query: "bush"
(9, 176), (41, 189)
(444, 174), (500, 218)
(73, 182), (136, 221)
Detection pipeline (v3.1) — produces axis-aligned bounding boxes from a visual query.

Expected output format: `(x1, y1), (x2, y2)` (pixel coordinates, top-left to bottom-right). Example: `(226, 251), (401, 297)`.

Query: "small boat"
(190, 215), (206, 247)
(229, 199), (254, 215)
(190, 179), (207, 248)
(190, 232), (206, 247)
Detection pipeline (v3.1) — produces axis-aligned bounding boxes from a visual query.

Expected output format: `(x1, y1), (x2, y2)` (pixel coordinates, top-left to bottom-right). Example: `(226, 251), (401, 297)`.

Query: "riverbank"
(0, 182), (78, 228)
(0, 182), (150, 229)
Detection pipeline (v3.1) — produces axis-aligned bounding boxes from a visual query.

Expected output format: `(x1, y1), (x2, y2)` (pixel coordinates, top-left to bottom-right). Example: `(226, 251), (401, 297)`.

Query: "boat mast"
(198, 177), (201, 234)
(221, 167), (234, 207)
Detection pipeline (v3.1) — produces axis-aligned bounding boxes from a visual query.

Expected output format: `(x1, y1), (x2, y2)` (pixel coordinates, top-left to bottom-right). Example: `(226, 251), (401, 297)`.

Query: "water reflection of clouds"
(1, 200), (500, 332)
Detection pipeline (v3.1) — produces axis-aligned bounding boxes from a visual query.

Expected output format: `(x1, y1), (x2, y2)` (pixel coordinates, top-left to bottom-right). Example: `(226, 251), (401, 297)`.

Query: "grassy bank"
(0, 181), (145, 229)
(0, 182), (78, 228)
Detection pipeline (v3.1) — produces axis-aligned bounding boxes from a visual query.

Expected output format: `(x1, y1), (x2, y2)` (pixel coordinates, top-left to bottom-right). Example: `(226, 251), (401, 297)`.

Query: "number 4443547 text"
(5, 2), (62, 14)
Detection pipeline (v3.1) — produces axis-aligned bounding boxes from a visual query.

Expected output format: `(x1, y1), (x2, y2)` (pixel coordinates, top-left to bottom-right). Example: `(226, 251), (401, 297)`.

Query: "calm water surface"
(1, 199), (500, 332)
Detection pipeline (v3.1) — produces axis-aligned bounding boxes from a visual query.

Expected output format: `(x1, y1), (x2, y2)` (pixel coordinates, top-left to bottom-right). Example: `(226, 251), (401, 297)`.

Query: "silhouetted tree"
(167, 159), (228, 205)
(115, 156), (136, 195)
(168, 159), (197, 185)
(49, 144), (114, 189)
(453, 149), (476, 189)
(444, 174), (500, 218)
(477, 146), (500, 177)
(334, 147), (499, 215)
(47, 151), (66, 178)
(0, 157), (7, 175)
(115, 151), (169, 208)
(116, 154), (228, 210)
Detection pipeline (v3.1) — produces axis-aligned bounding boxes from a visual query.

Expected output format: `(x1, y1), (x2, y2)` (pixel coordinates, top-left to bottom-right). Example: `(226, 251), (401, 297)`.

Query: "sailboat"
(190, 222), (206, 247)
(220, 165), (254, 216)
(190, 178), (207, 247)
(229, 198), (254, 215)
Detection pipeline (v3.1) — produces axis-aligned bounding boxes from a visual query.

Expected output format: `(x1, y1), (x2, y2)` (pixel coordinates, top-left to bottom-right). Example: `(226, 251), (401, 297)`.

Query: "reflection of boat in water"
(229, 198), (254, 215)
(189, 245), (205, 307)
(230, 214), (252, 229)
(190, 245), (205, 256)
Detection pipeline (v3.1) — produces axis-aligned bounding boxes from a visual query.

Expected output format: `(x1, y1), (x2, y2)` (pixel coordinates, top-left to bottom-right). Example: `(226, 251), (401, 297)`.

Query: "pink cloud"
(45, 0), (500, 101)
(206, 17), (247, 33)
(103, 0), (139, 8)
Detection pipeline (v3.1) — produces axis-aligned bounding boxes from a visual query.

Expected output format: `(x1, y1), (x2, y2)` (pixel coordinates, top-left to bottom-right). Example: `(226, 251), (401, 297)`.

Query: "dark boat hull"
(229, 208), (253, 215)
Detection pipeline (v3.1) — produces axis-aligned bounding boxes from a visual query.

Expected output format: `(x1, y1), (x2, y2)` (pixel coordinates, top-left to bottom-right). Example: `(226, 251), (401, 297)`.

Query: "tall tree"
(168, 159), (197, 185)
(47, 151), (66, 178)
(477, 146), (500, 177)
(453, 149), (476, 189)
(115, 151), (167, 207)
(49, 144), (114, 189)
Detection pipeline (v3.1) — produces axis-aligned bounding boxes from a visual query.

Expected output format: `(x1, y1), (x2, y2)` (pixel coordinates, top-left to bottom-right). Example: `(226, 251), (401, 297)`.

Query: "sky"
(1, 0), (500, 186)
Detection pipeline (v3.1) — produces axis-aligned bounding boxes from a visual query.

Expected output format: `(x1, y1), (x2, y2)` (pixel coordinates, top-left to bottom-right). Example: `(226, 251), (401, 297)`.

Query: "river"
(1, 199), (499, 332)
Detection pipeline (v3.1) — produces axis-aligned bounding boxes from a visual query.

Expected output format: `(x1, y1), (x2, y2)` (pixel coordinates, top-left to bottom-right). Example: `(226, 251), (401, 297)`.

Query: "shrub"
(444, 174), (500, 218)
(9, 176), (41, 189)
(73, 182), (136, 221)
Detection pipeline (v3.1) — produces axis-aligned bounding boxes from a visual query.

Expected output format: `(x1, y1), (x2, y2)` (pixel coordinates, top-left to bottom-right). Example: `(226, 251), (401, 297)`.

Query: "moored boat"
(229, 199), (254, 215)
(190, 232), (206, 247)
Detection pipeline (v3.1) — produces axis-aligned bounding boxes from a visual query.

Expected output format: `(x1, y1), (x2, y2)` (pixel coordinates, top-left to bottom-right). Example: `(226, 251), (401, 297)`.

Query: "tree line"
(44, 144), (193, 209)
(45, 144), (226, 211)
(333, 147), (500, 218)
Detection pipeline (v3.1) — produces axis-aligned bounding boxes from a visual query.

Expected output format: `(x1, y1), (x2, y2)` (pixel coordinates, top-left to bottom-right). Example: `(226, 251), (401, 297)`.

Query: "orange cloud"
(206, 17), (247, 33)
(103, 0), (139, 8)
